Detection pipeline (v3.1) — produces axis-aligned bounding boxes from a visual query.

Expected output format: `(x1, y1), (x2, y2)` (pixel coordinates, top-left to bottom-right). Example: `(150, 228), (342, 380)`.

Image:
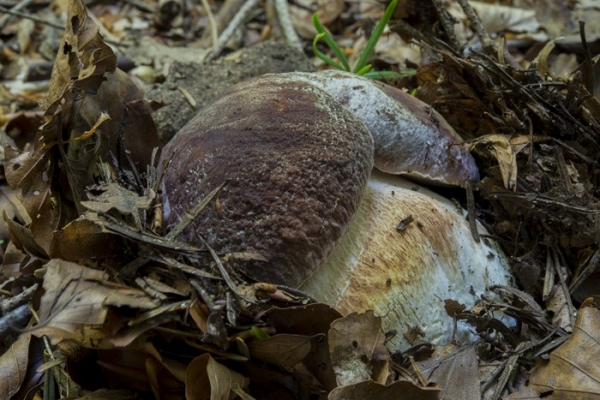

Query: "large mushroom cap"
(159, 74), (374, 286)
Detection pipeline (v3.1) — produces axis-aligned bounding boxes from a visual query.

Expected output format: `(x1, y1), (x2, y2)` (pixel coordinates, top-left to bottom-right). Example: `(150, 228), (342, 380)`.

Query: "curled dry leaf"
(529, 299), (600, 398)
(185, 353), (249, 400)
(464, 134), (534, 191)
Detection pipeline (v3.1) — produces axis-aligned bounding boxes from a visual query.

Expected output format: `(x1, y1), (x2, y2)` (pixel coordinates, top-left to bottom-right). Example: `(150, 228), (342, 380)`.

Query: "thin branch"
(0, 0), (34, 29)
(200, 0), (218, 49)
(0, 5), (64, 30)
(274, 0), (302, 52)
(431, 0), (461, 51)
(204, 0), (259, 62)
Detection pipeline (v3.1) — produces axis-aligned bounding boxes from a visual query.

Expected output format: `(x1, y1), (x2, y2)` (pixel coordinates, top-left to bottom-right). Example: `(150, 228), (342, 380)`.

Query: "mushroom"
(159, 71), (512, 350)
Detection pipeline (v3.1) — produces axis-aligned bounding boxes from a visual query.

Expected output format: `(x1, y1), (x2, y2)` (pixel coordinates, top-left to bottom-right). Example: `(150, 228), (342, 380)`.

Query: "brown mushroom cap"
(159, 75), (374, 286)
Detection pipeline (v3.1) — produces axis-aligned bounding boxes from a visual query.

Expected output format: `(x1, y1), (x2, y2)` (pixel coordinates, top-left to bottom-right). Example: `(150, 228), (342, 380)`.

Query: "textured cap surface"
(285, 71), (480, 187)
(159, 75), (374, 286)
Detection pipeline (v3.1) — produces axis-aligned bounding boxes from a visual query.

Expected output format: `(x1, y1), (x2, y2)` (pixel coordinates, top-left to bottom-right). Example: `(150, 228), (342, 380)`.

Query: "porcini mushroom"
(159, 71), (512, 350)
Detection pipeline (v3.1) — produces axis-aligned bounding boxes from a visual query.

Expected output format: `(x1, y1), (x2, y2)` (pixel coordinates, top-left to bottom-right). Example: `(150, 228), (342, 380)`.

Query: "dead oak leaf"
(34, 259), (157, 345)
(328, 311), (390, 387)
(530, 298), (600, 398)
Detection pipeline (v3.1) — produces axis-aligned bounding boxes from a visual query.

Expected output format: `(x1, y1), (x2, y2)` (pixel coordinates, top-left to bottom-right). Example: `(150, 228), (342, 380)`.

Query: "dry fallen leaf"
(530, 298), (600, 398)
(185, 353), (250, 400)
(328, 379), (441, 400)
(34, 259), (157, 345)
(418, 345), (480, 400)
(248, 334), (316, 370)
(328, 311), (390, 387)
(0, 333), (31, 398)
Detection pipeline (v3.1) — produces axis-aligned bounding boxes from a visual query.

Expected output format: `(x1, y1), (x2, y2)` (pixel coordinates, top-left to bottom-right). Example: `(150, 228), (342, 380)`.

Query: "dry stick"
(274, 0), (303, 52)
(200, 0), (218, 48)
(430, 0), (461, 51)
(0, 5), (63, 29)
(455, 0), (518, 67)
(0, 0), (34, 28)
(455, 0), (494, 52)
(465, 179), (480, 243)
(198, 0), (244, 46)
(0, 283), (38, 315)
(165, 181), (228, 240)
(204, 0), (259, 62)
(0, 5), (128, 47)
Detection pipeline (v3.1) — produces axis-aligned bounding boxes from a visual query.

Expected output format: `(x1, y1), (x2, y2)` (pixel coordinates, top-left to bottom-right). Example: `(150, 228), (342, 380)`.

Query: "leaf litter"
(1, 0), (600, 399)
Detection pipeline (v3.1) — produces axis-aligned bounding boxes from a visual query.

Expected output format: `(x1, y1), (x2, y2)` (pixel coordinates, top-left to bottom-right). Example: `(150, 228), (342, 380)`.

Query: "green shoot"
(251, 326), (270, 340)
(312, 0), (400, 78)
(312, 14), (350, 72)
(353, 0), (398, 74)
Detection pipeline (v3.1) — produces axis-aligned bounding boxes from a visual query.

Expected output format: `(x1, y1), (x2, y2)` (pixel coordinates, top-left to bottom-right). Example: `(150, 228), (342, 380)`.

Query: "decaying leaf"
(80, 182), (155, 231)
(418, 345), (480, 399)
(185, 353), (250, 400)
(328, 379), (441, 400)
(34, 259), (157, 344)
(529, 299), (600, 398)
(4, 0), (159, 257)
(465, 134), (533, 191)
(248, 334), (317, 370)
(328, 311), (390, 387)
(0, 333), (31, 399)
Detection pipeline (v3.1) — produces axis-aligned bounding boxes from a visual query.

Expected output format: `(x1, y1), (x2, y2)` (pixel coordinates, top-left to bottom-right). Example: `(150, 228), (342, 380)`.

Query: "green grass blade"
(312, 13), (350, 71)
(313, 33), (346, 70)
(363, 69), (417, 80)
(353, 0), (398, 73)
(355, 64), (373, 75)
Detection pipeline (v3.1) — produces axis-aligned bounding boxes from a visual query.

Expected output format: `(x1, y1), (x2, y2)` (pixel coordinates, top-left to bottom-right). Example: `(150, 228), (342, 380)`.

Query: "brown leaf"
(34, 259), (157, 344)
(51, 217), (123, 261)
(328, 380), (441, 400)
(80, 182), (154, 230)
(531, 299), (600, 398)
(328, 311), (390, 386)
(185, 353), (249, 400)
(264, 303), (341, 392)
(0, 333), (31, 398)
(248, 334), (316, 369)
(265, 303), (343, 336)
(418, 346), (480, 400)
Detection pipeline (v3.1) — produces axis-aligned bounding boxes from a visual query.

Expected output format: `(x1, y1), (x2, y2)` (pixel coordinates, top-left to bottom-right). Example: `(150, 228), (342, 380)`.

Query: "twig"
(431, 0), (461, 51)
(455, 0), (494, 52)
(274, 0), (302, 52)
(200, 0), (218, 49)
(0, 304), (32, 339)
(0, 5), (129, 47)
(466, 179), (480, 243)
(165, 181), (228, 240)
(456, 0), (519, 67)
(0, 5), (63, 30)
(0, 0), (34, 29)
(204, 0), (259, 62)
(0, 283), (38, 315)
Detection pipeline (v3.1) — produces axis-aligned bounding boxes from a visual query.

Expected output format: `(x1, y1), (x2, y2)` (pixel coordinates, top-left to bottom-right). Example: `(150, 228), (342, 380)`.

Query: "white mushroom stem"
(300, 170), (512, 350)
